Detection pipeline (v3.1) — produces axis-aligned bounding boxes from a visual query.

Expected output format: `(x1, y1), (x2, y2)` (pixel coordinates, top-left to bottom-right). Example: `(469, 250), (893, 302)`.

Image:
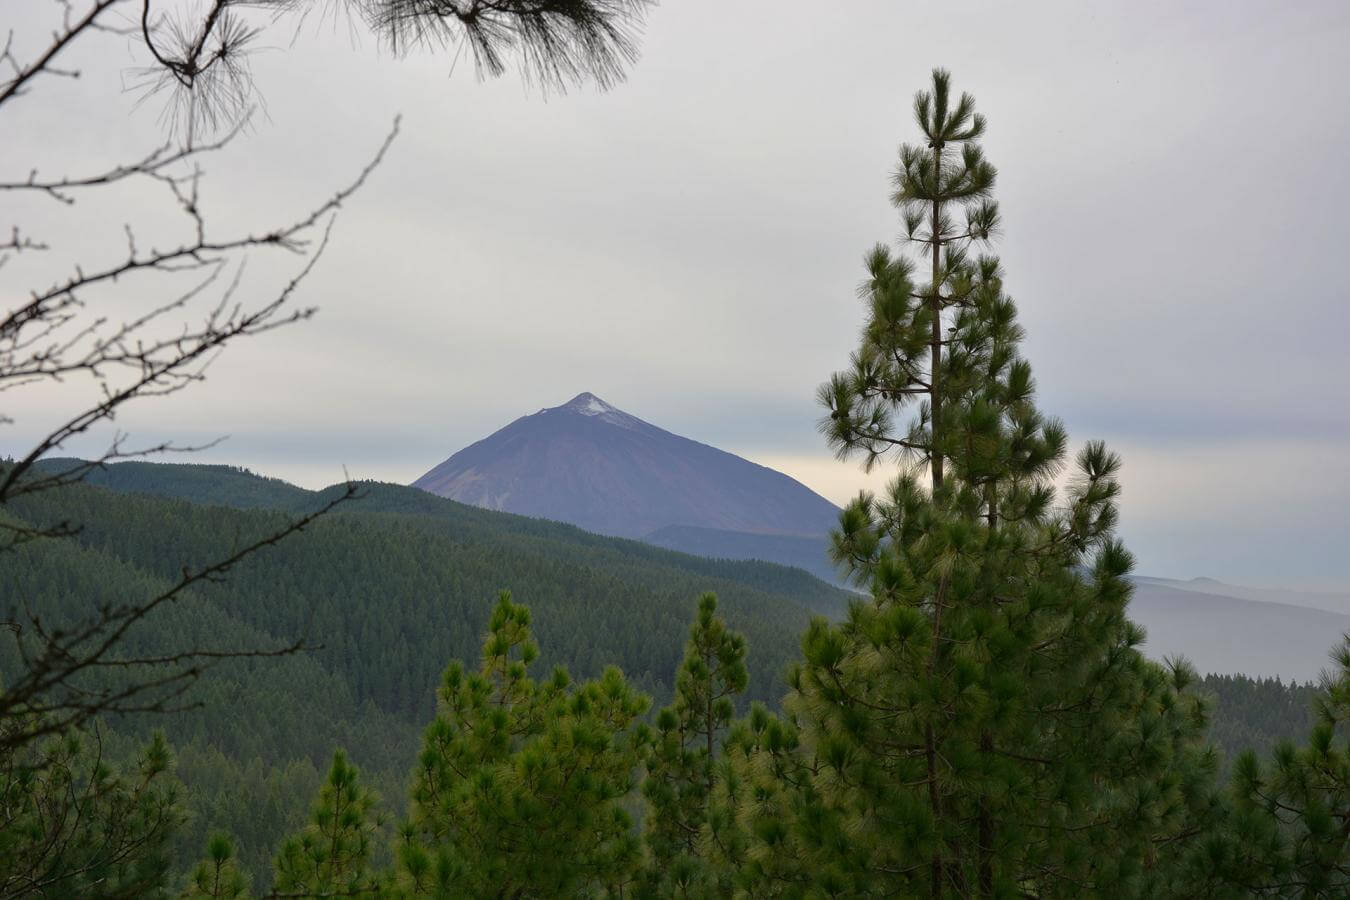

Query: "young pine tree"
(273, 750), (383, 897)
(733, 69), (1221, 898)
(0, 728), (181, 898)
(185, 833), (250, 899)
(640, 592), (747, 897)
(397, 591), (650, 897)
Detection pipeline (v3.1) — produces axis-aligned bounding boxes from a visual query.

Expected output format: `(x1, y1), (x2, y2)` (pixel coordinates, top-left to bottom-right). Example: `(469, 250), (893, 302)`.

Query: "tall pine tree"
(728, 69), (1221, 898)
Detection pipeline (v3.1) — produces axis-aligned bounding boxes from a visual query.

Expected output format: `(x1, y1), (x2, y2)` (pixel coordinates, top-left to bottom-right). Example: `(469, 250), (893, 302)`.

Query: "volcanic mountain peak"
(413, 392), (841, 540)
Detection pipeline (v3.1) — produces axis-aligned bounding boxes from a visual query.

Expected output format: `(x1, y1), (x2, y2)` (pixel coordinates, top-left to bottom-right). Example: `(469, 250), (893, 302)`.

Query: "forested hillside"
(1200, 673), (1326, 764)
(3, 464), (852, 887)
(644, 523), (843, 586)
(4, 460), (1334, 890)
(40, 458), (850, 619)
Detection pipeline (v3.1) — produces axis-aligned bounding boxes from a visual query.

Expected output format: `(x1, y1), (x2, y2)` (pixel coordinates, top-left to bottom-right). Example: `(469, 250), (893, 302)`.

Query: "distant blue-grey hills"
(414, 391), (1350, 683)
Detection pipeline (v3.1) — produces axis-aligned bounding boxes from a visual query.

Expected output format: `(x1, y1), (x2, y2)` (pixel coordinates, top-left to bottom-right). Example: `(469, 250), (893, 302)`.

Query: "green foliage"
(0, 728), (180, 898)
(702, 700), (813, 893)
(275, 751), (384, 897)
(170, 748), (325, 897)
(398, 591), (651, 897)
(778, 69), (1221, 897)
(818, 69), (1011, 485)
(1161, 640), (1350, 896)
(640, 593), (748, 897)
(1202, 673), (1323, 768)
(185, 833), (251, 899)
(2, 467), (847, 890)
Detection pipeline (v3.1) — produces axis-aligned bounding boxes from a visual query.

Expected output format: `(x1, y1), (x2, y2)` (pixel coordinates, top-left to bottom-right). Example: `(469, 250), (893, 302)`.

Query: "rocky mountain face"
(412, 393), (841, 541)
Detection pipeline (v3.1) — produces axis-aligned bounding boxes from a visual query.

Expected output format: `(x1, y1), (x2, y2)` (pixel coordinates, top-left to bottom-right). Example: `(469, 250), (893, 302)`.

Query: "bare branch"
(0, 116), (400, 506)
(0, 0), (125, 110)
(0, 118), (244, 204)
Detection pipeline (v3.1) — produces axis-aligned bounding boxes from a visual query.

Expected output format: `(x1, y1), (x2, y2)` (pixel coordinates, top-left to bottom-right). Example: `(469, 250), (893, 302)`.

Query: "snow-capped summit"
(412, 392), (839, 540)
(564, 391), (611, 415)
(553, 392), (649, 431)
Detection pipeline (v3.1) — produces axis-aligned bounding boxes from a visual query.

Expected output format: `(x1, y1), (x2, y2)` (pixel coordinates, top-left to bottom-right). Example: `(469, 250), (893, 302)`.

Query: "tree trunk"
(979, 730), (995, 897)
(929, 141), (944, 493)
(927, 140), (946, 900)
(927, 721), (943, 900)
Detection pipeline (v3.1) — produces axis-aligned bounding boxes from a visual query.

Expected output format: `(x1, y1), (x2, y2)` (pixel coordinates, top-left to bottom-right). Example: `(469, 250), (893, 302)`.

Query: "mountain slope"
(1134, 575), (1350, 616)
(413, 392), (840, 539)
(36, 457), (313, 509)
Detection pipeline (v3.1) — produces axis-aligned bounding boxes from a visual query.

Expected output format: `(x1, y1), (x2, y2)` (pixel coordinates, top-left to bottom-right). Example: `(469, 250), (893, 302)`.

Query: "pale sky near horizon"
(3, 1), (1348, 589)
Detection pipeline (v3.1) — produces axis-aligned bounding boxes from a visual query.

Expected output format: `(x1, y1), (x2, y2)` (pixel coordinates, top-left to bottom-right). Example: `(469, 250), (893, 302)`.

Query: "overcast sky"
(4, 0), (1348, 588)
